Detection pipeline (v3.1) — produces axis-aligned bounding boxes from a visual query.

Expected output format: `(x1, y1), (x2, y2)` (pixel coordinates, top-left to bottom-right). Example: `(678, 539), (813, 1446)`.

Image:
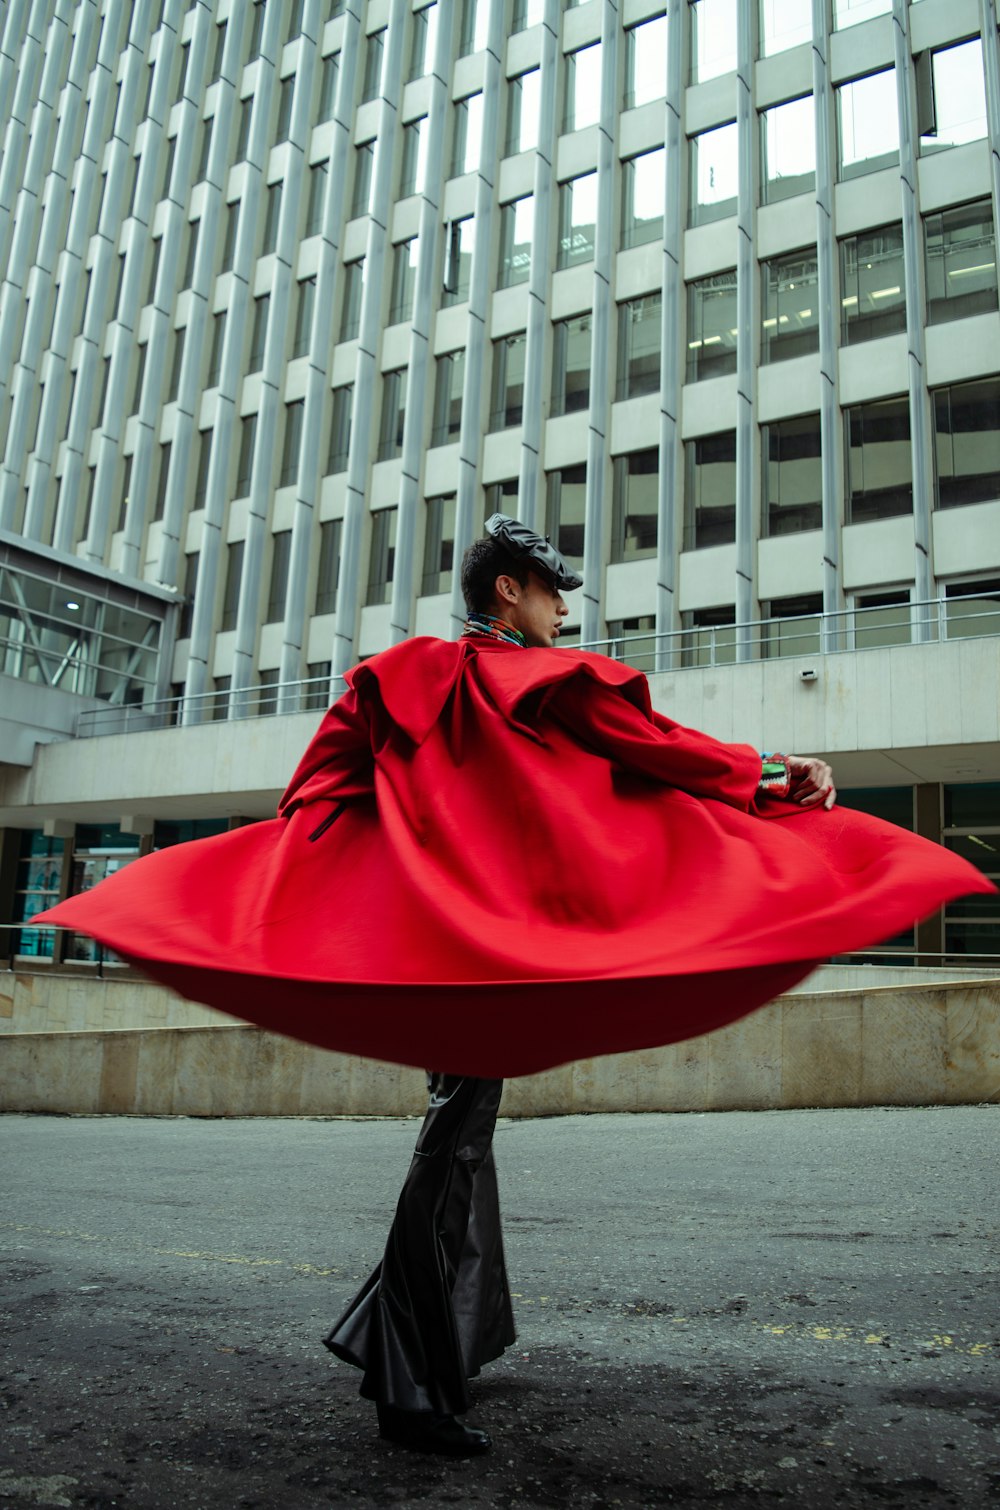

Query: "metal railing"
(71, 592), (999, 736)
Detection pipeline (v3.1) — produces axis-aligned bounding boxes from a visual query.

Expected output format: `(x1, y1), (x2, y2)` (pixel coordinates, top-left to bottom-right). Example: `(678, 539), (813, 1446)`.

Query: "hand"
(786, 755), (837, 810)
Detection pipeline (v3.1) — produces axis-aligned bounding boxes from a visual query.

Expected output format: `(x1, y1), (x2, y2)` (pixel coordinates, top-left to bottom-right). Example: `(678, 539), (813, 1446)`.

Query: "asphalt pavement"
(0, 1107), (997, 1510)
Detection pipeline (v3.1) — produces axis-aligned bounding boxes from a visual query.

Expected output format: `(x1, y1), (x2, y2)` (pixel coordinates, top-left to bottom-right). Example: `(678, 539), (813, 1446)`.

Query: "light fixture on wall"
(799, 668), (818, 682)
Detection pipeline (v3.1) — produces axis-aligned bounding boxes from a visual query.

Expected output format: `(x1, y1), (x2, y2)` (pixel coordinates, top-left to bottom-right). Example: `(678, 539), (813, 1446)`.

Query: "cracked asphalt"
(1, 1106), (997, 1509)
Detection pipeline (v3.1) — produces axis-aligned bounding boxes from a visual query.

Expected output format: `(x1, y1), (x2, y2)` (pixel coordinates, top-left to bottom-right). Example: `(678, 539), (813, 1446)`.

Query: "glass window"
(262, 181), (282, 254)
(220, 200), (239, 271)
(762, 413), (822, 536)
(760, 249), (819, 362)
(557, 173), (597, 269)
(377, 369), (407, 461)
(351, 141), (375, 217)
(485, 478), (520, 516)
(443, 217), (475, 304)
(235, 413), (257, 497)
(934, 378), (1000, 510)
(833, 0), (890, 28)
(762, 593), (822, 657)
(512, 0), (544, 30)
(681, 605), (737, 666)
(292, 276), (316, 358)
(689, 121), (738, 225)
(275, 76), (295, 144)
(131, 344), (146, 415)
(401, 118), (429, 195)
(684, 430), (736, 547)
(506, 69), (541, 155)
(266, 531), (292, 623)
(305, 160), (328, 236)
(167, 327), (184, 401)
(545, 464), (587, 567)
(460, 0), (488, 54)
(256, 668), (280, 717)
(498, 197), (533, 287)
(431, 349), (466, 446)
(248, 1), (266, 61)
(687, 270), (737, 381)
(195, 122), (213, 183)
(617, 292), (662, 400)
(207, 311), (226, 387)
(943, 778), (1000, 959)
(305, 660), (332, 710)
(326, 384), (353, 474)
(318, 54), (339, 121)
(409, 4), (439, 81)
(422, 494), (456, 594)
(622, 148), (665, 249)
(944, 578), (1000, 639)
(11, 831), (65, 960)
(280, 399), (305, 486)
(611, 449), (658, 561)
(760, 0), (811, 57)
(926, 199), (998, 324)
(921, 39), (987, 153)
(362, 29), (385, 102)
(147, 238), (161, 303)
(564, 43), (601, 132)
(339, 260), (364, 340)
(176, 42), (190, 102)
(181, 225), (198, 290)
(210, 675), (231, 723)
(221, 540), (244, 631)
(851, 589), (912, 649)
(761, 96), (815, 203)
(248, 293), (269, 372)
(551, 313), (592, 416)
(315, 519), (342, 615)
(451, 94), (483, 177)
(153, 442), (171, 522)
(235, 99), (252, 164)
(838, 69), (899, 179)
(287, 0), (305, 41)
(389, 238), (419, 324)
(690, 0), (737, 84)
(367, 507), (397, 605)
(846, 396), (912, 522)
(117, 454), (133, 531)
(625, 15), (667, 110)
(490, 331), (527, 430)
(178, 550), (198, 637)
(840, 224), (906, 344)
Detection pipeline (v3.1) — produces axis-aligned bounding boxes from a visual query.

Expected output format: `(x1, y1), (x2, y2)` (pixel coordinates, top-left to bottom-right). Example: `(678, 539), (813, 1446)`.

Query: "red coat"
(37, 637), (993, 1076)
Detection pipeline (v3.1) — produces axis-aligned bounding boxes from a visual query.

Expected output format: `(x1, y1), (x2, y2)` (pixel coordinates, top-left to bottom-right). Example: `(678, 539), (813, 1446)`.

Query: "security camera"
(800, 668), (818, 682)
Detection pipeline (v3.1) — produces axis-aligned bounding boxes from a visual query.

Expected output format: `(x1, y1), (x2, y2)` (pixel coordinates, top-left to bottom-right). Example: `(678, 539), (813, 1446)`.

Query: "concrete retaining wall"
(1, 980), (997, 1115)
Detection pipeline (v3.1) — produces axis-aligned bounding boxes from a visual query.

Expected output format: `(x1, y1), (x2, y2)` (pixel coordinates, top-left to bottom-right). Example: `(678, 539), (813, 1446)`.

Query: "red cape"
(37, 637), (994, 1077)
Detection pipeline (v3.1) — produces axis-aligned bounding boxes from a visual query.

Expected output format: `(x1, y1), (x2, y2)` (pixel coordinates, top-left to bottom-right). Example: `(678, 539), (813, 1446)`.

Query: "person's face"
(496, 570), (569, 647)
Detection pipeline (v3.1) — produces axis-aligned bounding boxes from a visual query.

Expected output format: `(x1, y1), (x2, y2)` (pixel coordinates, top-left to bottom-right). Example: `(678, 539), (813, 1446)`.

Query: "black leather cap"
(485, 513), (584, 592)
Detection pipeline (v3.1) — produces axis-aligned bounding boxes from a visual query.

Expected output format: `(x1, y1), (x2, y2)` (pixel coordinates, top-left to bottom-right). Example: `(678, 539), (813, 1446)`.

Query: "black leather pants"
(324, 1074), (516, 1415)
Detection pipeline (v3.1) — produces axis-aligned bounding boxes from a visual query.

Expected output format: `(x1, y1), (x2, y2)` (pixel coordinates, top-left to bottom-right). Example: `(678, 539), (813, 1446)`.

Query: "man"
(36, 519), (993, 1458)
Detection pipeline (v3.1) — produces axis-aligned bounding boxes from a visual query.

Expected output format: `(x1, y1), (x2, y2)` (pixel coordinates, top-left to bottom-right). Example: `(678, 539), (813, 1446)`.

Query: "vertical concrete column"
(388, 0), (454, 647)
(978, 0), (1000, 322)
(279, 3), (357, 700)
(733, 0), (758, 654)
(334, 0), (398, 677)
(448, 0), (504, 638)
(578, 0), (619, 646)
(812, 0), (845, 649)
(656, 0), (686, 671)
(517, 0), (560, 536)
(891, 0), (934, 622)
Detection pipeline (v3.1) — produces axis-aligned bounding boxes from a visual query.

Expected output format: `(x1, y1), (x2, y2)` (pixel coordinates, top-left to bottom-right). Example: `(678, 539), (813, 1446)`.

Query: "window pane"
(292, 277), (316, 358)
(565, 44), (601, 132)
(340, 260), (364, 340)
(443, 217), (475, 303)
(681, 606), (737, 666)
(389, 238), (419, 323)
(762, 593), (822, 657)
(934, 379), (1000, 509)
(507, 69), (541, 155)
(840, 224), (906, 344)
(684, 431), (736, 547)
(362, 30), (385, 101)
(315, 519), (342, 614)
(401, 119), (429, 194)
(834, 0), (890, 28)
(266, 531), (292, 623)
(280, 400), (304, 486)
(922, 40), (987, 153)
(618, 292), (662, 400)
(846, 397), (912, 522)
(944, 579), (1000, 639)
(623, 148), (665, 248)
(499, 198), (533, 287)
(552, 314), (592, 416)
(490, 331), (527, 429)
(690, 0), (737, 83)
(625, 16), (667, 110)
(838, 70), (899, 179)
(545, 465), (587, 565)
(432, 350), (465, 445)
(326, 385), (353, 474)
(351, 141), (374, 217)
(611, 449), (658, 561)
(366, 508), (397, 604)
(689, 121), (738, 225)
(762, 96), (815, 203)
(512, 0), (544, 30)
(925, 200), (998, 324)
(377, 370), (406, 460)
(221, 541), (244, 631)
(557, 173), (597, 269)
(409, 4), (439, 80)
(687, 271), (737, 380)
(421, 494), (456, 593)
(852, 590), (912, 649)
(760, 0), (811, 57)
(763, 414), (822, 536)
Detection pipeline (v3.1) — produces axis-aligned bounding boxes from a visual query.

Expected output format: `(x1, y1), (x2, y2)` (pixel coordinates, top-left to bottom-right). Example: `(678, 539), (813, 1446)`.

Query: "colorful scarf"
(461, 612), (526, 648)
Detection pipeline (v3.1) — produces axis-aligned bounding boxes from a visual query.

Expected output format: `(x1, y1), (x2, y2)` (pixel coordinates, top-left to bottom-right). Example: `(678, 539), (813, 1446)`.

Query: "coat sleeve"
(277, 683), (376, 816)
(547, 672), (764, 810)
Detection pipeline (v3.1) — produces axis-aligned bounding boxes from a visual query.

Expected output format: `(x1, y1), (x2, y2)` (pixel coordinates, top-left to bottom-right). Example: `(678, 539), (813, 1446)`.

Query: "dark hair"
(461, 536), (530, 613)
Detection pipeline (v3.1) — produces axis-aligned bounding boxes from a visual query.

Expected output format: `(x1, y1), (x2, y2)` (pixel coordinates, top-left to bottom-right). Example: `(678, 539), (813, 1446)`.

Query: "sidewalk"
(1, 1108), (997, 1509)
